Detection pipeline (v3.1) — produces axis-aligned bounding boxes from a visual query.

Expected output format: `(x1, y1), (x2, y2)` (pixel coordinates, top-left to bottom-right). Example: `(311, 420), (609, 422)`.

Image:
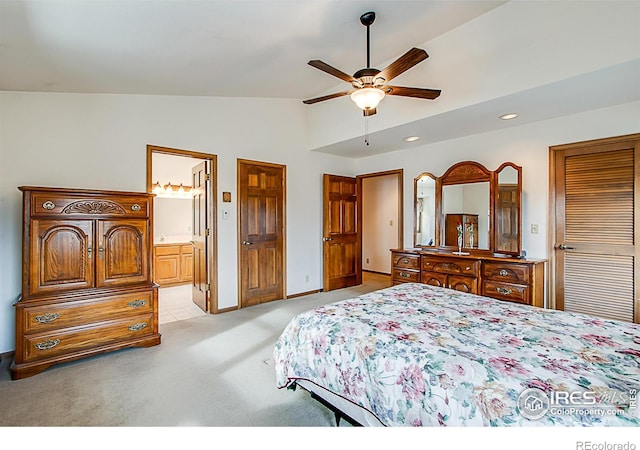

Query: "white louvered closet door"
(552, 134), (640, 323)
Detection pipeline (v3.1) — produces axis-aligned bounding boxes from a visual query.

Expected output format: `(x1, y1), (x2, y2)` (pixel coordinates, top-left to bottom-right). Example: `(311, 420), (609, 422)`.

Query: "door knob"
(323, 237), (333, 241)
(242, 240), (253, 245)
(556, 244), (575, 250)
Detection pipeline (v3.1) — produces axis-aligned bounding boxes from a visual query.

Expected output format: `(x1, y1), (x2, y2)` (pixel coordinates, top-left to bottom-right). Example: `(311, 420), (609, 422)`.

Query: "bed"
(273, 283), (640, 426)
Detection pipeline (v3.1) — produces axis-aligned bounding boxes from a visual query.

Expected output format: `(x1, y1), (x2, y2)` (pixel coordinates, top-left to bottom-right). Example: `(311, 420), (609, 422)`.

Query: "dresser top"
(391, 248), (547, 264)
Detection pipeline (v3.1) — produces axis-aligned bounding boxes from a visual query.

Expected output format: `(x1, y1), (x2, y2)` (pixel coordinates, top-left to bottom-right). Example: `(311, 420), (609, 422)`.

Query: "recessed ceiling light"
(403, 136), (421, 142)
(500, 113), (519, 120)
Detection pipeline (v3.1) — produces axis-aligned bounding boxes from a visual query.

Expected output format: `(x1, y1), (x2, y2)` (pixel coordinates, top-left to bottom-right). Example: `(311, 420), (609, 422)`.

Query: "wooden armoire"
(11, 187), (161, 380)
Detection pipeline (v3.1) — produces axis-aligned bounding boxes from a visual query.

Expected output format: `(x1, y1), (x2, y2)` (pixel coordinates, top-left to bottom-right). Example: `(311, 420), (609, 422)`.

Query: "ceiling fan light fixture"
(351, 87), (385, 111)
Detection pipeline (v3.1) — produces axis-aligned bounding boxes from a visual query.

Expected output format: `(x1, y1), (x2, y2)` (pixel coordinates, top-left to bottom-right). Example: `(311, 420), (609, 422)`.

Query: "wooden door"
(323, 174), (361, 291)
(97, 219), (149, 287)
(192, 160), (209, 312)
(28, 219), (94, 296)
(238, 160), (285, 307)
(551, 134), (640, 323)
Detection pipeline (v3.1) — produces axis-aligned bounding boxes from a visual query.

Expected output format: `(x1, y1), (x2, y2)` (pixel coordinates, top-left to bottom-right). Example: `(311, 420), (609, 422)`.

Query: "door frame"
(548, 133), (640, 322)
(146, 145), (219, 313)
(237, 158), (287, 307)
(357, 169), (404, 272)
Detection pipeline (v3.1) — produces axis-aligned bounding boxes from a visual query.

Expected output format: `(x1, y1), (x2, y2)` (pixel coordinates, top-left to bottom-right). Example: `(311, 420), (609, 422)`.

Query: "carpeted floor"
(0, 272), (390, 427)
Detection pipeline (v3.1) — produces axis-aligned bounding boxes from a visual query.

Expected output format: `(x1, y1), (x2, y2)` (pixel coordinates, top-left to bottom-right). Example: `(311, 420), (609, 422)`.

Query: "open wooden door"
(551, 134), (640, 323)
(323, 174), (361, 291)
(191, 160), (209, 312)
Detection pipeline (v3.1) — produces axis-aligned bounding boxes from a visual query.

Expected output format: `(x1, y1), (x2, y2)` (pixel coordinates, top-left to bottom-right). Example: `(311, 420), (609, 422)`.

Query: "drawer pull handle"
(34, 313), (60, 323)
(131, 204), (141, 211)
(127, 299), (147, 308)
(402, 258), (409, 263)
(34, 339), (60, 350)
(465, 267), (471, 271)
(497, 287), (513, 295)
(42, 201), (56, 210)
(499, 269), (509, 277)
(400, 272), (410, 278)
(128, 322), (148, 331)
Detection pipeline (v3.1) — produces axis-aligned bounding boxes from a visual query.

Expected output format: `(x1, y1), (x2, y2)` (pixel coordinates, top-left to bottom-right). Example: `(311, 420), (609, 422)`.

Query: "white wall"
(0, 91), (355, 353)
(354, 100), (640, 262)
(362, 175), (398, 274)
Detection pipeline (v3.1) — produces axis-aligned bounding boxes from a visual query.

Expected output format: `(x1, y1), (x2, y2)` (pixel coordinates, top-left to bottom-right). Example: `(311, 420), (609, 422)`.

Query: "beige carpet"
(0, 272), (390, 427)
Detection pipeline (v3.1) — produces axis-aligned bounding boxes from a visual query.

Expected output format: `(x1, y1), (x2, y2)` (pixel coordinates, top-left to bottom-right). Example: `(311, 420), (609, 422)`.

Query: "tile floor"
(158, 284), (207, 324)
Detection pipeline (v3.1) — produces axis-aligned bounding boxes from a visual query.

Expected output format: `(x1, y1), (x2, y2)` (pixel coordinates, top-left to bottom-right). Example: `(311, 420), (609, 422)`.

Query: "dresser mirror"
(413, 160), (522, 256)
(414, 173), (437, 247)
(494, 162), (522, 256)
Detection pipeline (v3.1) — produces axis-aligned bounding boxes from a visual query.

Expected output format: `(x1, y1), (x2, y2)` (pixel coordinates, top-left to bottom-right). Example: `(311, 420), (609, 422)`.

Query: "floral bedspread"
(273, 283), (640, 426)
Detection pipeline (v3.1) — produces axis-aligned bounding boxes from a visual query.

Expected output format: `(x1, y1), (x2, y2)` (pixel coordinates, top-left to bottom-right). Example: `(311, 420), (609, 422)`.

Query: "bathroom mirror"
(413, 173), (437, 247)
(493, 162), (522, 256)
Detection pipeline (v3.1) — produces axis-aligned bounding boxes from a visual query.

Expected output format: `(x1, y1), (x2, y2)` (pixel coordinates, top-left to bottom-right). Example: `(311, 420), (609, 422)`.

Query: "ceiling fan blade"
(363, 108), (377, 117)
(308, 60), (357, 84)
(377, 48), (429, 83)
(383, 85), (441, 100)
(302, 90), (352, 105)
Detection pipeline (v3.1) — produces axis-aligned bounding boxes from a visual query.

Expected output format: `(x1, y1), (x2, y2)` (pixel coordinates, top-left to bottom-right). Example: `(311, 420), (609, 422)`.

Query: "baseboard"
(0, 351), (15, 368)
(287, 289), (322, 299)
(363, 270), (391, 276)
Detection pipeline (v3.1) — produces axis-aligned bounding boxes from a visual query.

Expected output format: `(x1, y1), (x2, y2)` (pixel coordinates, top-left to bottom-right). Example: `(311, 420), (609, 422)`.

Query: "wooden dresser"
(391, 249), (546, 308)
(11, 186), (161, 380)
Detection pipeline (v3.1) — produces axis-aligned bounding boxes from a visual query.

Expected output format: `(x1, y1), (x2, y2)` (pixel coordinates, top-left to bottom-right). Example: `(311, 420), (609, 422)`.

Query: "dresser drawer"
(31, 193), (150, 218)
(392, 253), (420, 270)
(21, 291), (155, 333)
(22, 314), (155, 362)
(483, 262), (530, 284)
(482, 280), (529, 305)
(393, 268), (421, 283)
(422, 256), (479, 277)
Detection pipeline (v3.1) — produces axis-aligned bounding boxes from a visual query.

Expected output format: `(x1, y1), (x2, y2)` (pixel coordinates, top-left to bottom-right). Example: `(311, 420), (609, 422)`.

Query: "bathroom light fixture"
(152, 181), (192, 198)
(403, 136), (421, 142)
(500, 113), (518, 120)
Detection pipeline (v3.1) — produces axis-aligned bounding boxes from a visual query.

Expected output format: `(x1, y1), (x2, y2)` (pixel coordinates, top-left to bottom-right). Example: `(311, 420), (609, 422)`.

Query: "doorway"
(321, 169), (401, 291)
(146, 145), (219, 320)
(549, 133), (640, 323)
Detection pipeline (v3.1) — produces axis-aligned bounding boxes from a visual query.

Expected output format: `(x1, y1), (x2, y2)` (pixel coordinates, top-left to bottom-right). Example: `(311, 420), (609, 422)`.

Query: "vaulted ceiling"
(1, 1), (639, 157)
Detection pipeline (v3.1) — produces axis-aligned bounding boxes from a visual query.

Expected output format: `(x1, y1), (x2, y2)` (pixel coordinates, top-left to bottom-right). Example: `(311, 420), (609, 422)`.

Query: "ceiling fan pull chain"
(364, 116), (370, 146)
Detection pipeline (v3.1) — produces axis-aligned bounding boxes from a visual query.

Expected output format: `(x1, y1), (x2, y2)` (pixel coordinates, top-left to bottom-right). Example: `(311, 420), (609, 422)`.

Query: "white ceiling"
(0, 0), (505, 98)
(1, 1), (638, 158)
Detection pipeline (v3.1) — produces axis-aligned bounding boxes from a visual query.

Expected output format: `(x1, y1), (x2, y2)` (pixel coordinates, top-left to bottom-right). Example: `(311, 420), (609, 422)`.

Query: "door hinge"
(205, 228), (210, 236)
(205, 283), (210, 291)
(205, 174), (211, 181)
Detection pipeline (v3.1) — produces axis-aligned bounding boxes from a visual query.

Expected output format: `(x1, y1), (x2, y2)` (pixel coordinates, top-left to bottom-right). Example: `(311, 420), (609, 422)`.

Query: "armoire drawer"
(22, 314), (156, 362)
(20, 290), (155, 333)
(31, 193), (150, 218)
(393, 268), (420, 283)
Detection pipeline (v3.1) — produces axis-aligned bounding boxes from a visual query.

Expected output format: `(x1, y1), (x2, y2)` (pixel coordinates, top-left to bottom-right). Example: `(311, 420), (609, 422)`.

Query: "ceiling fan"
(303, 11), (441, 116)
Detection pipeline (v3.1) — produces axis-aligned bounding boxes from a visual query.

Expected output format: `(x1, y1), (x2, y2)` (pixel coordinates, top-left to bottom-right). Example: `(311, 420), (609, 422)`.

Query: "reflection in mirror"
(495, 164), (521, 254)
(442, 182), (490, 249)
(414, 174), (436, 247)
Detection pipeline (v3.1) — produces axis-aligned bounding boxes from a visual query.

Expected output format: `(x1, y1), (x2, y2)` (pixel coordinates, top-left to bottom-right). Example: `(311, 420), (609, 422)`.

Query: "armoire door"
(97, 219), (150, 287)
(28, 219), (94, 296)
(238, 159), (285, 307)
(551, 133), (640, 323)
(323, 174), (361, 291)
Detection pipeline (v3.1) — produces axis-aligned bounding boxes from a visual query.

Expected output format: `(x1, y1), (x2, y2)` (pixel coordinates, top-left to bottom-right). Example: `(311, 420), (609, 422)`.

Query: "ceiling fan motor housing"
(352, 68), (385, 88)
